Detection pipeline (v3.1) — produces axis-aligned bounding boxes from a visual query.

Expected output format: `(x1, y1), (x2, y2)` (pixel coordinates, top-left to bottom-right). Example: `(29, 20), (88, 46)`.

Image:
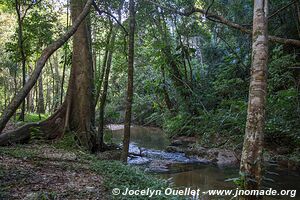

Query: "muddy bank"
(167, 136), (300, 171)
(166, 138), (240, 168)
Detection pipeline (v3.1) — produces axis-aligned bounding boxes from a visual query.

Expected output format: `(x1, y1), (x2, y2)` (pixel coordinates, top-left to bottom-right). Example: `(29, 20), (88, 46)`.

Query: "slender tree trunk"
(26, 66), (31, 112)
(121, 0), (135, 163)
(15, 1), (26, 121)
(35, 82), (38, 114)
(31, 83), (36, 112)
(61, 0), (69, 105)
(52, 53), (61, 110)
(61, 53), (67, 105)
(49, 60), (55, 111)
(98, 19), (120, 150)
(3, 79), (7, 110)
(186, 39), (193, 82)
(240, 1), (268, 199)
(94, 23), (113, 108)
(26, 88), (34, 113)
(37, 75), (45, 114)
(45, 68), (50, 112)
(161, 65), (174, 112)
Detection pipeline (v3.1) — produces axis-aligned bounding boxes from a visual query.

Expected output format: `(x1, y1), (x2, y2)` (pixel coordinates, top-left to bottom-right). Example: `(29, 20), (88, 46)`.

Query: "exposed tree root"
(0, 104), (67, 146)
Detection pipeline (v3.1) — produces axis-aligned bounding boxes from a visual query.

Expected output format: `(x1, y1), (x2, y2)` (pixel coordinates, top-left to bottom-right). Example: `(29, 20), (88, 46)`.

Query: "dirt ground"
(0, 145), (108, 200)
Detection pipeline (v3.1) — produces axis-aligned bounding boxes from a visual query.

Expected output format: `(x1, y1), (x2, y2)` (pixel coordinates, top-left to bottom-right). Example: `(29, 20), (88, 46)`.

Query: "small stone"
(24, 192), (38, 200)
(170, 140), (183, 146)
(86, 186), (96, 192)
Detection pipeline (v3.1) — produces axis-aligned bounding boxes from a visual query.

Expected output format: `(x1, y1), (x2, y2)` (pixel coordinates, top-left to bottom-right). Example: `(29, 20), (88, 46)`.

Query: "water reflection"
(160, 164), (237, 190)
(160, 163), (300, 200)
(105, 126), (170, 150)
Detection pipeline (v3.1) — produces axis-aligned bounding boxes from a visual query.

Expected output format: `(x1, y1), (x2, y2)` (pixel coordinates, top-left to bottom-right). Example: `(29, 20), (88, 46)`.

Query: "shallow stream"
(105, 125), (300, 200)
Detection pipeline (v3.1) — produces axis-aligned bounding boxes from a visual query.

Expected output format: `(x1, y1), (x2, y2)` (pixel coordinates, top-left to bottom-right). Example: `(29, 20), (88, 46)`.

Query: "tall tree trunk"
(61, 50), (68, 105)
(37, 75), (45, 114)
(66, 0), (96, 151)
(97, 2), (124, 149)
(121, 0), (135, 163)
(45, 67), (51, 112)
(98, 31), (116, 150)
(26, 66), (31, 112)
(186, 39), (193, 82)
(3, 78), (7, 111)
(31, 83), (36, 112)
(52, 53), (61, 110)
(49, 60), (56, 111)
(15, 0), (26, 121)
(94, 23), (113, 108)
(61, 0), (70, 105)
(161, 65), (174, 112)
(35, 83), (38, 113)
(240, 0), (268, 199)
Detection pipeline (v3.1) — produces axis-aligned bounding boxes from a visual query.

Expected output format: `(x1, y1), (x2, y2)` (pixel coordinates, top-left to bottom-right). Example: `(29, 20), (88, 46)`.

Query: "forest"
(0, 0), (299, 199)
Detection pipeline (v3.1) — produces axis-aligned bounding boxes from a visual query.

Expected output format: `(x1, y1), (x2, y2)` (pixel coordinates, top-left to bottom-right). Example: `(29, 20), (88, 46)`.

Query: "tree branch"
(142, 0), (300, 47)
(92, 1), (128, 36)
(268, 0), (296, 20)
(21, 0), (43, 22)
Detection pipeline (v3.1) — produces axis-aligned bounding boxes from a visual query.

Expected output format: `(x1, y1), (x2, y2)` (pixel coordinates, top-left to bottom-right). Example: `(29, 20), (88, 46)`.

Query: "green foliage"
(0, 145), (37, 158)
(0, 165), (8, 199)
(53, 133), (78, 151)
(104, 130), (113, 143)
(16, 113), (49, 123)
(264, 47), (300, 148)
(33, 192), (57, 200)
(90, 160), (174, 200)
(163, 112), (195, 137)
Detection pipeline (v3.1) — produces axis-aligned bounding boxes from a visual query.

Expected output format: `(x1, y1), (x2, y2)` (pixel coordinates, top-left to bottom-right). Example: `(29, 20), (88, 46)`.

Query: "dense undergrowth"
(105, 46), (300, 160)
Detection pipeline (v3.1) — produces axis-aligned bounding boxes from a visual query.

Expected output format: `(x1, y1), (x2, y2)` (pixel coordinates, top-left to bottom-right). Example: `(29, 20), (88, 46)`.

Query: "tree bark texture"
(66, 0), (96, 151)
(38, 75), (45, 114)
(121, 0), (135, 163)
(15, 0), (26, 121)
(240, 1), (268, 199)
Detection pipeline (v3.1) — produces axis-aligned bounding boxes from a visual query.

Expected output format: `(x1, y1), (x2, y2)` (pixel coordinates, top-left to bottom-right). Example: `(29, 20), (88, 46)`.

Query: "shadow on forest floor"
(0, 144), (107, 200)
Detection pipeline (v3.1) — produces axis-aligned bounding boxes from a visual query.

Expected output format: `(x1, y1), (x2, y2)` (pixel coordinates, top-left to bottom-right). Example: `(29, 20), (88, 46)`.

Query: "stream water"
(105, 125), (300, 200)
